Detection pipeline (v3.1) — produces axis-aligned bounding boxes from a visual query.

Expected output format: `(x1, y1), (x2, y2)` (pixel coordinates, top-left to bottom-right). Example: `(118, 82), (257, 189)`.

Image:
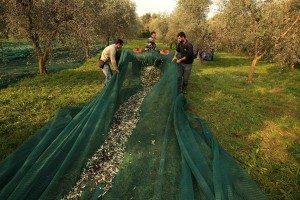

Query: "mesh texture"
(0, 50), (266, 200)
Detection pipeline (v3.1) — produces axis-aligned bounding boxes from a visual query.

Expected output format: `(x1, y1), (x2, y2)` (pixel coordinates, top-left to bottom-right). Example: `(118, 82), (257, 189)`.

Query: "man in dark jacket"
(172, 32), (194, 94)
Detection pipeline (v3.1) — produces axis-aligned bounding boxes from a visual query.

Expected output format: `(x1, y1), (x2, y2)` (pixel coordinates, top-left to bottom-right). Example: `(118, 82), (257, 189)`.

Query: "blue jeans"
(102, 64), (112, 86)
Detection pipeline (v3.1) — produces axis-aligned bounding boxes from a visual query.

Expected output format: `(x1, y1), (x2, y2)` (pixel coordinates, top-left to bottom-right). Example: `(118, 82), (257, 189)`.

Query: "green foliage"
(95, 0), (139, 41)
(139, 13), (153, 37)
(187, 52), (300, 199)
(138, 0), (212, 49)
(170, 0), (211, 49)
(271, 0), (300, 68)
(148, 14), (170, 42)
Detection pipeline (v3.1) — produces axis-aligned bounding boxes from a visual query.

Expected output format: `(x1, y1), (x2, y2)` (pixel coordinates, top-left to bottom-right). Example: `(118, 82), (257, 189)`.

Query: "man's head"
(177, 32), (186, 43)
(150, 31), (157, 40)
(115, 39), (124, 49)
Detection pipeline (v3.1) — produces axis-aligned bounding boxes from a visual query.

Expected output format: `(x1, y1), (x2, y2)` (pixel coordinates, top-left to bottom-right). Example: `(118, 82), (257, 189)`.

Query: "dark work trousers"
(177, 63), (193, 93)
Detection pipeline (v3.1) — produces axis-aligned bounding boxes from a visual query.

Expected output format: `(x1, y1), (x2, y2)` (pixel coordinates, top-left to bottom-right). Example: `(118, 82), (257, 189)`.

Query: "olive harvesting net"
(0, 50), (267, 200)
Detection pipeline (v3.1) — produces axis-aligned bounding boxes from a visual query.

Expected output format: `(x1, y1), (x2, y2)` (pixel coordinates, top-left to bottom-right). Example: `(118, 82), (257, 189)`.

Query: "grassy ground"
(187, 53), (299, 199)
(0, 55), (104, 160)
(0, 39), (298, 199)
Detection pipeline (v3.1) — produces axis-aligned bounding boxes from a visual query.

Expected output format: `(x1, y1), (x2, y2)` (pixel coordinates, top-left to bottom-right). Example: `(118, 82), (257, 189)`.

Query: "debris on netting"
(64, 66), (161, 200)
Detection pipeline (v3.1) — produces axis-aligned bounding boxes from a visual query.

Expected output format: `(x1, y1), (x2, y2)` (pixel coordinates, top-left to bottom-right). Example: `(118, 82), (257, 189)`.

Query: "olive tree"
(3, 0), (75, 74)
(271, 0), (300, 70)
(148, 14), (170, 43)
(212, 0), (299, 82)
(167, 0), (211, 50)
(64, 0), (103, 60)
(139, 13), (152, 38)
(95, 0), (139, 45)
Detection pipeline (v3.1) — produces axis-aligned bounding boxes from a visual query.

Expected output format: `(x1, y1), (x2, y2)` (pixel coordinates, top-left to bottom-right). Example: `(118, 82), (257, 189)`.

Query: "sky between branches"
(132, 0), (219, 18)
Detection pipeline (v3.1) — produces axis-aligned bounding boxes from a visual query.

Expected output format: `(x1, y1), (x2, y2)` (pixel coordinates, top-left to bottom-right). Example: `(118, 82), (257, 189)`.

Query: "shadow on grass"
(0, 60), (85, 89)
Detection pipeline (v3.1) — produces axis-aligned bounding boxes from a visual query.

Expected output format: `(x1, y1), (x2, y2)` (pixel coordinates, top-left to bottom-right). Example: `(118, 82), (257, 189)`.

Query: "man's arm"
(172, 51), (179, 61)
(174, 51), (187, 63)
(172, 44), (180, 61)
(176, 56), (186, 63)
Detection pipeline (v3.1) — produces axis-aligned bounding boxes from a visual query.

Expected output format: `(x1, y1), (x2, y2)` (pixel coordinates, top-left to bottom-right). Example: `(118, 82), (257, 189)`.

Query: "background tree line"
(139, 0), (299, 82)
(0, 0), (139, 74)
(139, 0), (211, 50)
(1, 0), (299, 79)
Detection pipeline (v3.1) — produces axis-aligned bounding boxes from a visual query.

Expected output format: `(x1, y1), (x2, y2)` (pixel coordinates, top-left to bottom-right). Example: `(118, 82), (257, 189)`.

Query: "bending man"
(97, 39), (124, 86)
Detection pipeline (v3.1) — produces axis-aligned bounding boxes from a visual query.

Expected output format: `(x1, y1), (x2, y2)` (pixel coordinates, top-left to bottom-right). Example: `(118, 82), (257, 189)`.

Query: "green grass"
(0, 38), (299, 199)
(0, 54), (104, 160)
(187, 52), (300, 199)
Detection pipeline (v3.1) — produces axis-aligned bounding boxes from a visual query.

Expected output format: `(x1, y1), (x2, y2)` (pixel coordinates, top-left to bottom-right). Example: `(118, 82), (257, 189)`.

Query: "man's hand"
(96, 60), (101, 69)
(177, 56), (186, 64)
(116, 69), (120, 73)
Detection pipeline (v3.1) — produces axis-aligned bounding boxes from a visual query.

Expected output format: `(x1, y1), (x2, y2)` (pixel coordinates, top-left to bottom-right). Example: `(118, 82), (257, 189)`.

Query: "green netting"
(0, 50), (267, 200)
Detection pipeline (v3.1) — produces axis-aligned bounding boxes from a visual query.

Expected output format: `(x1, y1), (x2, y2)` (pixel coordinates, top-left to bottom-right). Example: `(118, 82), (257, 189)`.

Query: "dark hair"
(150, 31), (156, 35)
(115, 39), (124, 45)
(177, 32), (186, 38)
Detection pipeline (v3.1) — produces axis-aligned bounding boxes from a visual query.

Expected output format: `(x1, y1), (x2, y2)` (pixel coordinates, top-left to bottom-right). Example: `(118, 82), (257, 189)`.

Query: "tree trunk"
(106, 37), (110, 46)
(38, 55), (47, 74)
(84, 41), (90, 60)
(247, 55), (259, 83)
(275, 15), (299, 47)
(85, 47), (90, 60)
(247, 52), (265, 83)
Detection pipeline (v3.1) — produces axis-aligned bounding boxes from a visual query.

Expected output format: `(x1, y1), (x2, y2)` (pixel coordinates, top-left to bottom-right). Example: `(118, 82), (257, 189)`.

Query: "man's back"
(100, 44), (116, 62)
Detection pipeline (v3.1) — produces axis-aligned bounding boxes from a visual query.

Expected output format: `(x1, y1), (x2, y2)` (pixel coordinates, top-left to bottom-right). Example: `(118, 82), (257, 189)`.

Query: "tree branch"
(275, 15), (299, 47)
